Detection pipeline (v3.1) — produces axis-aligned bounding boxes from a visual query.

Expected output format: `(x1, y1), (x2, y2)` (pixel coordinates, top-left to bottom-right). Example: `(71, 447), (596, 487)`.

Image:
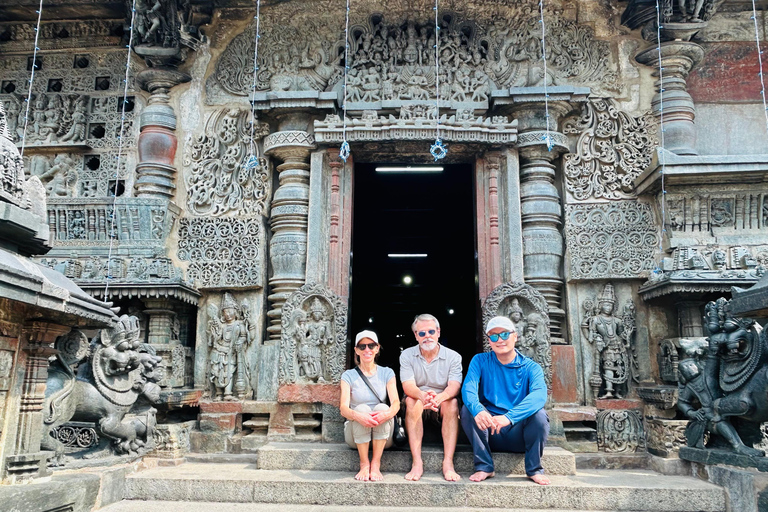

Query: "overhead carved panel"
(184, 109), (270, 217)
(563, 99), (657, 201)
(208, 1), (620, 103)
(565, 201), (659, 280)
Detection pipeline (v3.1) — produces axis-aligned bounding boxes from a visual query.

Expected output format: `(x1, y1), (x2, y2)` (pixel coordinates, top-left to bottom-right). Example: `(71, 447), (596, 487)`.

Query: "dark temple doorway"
(349, 162), (479, 376)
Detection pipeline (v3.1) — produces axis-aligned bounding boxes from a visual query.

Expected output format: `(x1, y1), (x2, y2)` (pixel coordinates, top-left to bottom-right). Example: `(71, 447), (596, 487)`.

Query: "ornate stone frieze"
(0, 52), (140, 149)
(563, 98), (657, 201)
(208, 3), (620, 103)
(279, 283), (348, 385)
(645, 418), (687, 457)
(481, 281), (552, 389)
(25, 149), (131, 198)
(565, 201), (659, 280)
(184, 109), (270, 217)
(0, 20), (123, 51)
(665, 193), (768, 233)
(640, 246), (766, 301)
(177, 217), (264, 290)
(39, 256), (187, 284)
(596, 409), (644, 453)
(44, 197), (176, 247)
(204, 293), (256, 400)
(152, 420), (194, 459)
(581, 283), (639, 400)
(314, 108), (517, 144)
(636, 385), (678, 410)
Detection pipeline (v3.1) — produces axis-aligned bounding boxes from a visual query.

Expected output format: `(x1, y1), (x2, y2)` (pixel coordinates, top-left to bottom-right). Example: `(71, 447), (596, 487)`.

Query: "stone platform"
(121, 462), (726, 511)
(254, 442), (576, 474)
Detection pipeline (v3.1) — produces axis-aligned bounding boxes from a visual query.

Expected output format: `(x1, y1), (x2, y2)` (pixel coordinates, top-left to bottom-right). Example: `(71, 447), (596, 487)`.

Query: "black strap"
(354, 366), (386, 405)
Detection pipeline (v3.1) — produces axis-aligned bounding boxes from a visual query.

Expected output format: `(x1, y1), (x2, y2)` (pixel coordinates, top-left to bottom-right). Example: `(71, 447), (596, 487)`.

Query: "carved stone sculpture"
(41, 316), (163, 463)
(677, 298), (768, 457)
(279, 283), (348, 385)
(482, 282), (552, 389)
(0, 101), (26, 206)
(205, 293), (255, 400)
(581, 284), (638, 400)
(597, 409), (644, 453)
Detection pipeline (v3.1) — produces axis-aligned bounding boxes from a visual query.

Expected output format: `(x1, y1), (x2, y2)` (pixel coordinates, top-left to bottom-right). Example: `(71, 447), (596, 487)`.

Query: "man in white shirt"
(400, 313), (463, 481)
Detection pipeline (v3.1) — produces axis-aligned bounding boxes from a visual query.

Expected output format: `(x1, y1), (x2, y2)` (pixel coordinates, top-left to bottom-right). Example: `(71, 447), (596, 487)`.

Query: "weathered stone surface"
(124, 464), (726, 511)
(681, 446), (768, 472)
(254, 443), (575, 475)
(688, 42), (767, 103)
(595, 399), (644, 410)
(551, 345), (579, 403)
(277, 383), (341, 405)
(0, 472), (100, 512)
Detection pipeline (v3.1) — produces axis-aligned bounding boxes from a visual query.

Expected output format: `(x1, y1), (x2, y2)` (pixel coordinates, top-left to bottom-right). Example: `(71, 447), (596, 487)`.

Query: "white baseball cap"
(485, 316), (517, 334)
(355, 330), (379, 345)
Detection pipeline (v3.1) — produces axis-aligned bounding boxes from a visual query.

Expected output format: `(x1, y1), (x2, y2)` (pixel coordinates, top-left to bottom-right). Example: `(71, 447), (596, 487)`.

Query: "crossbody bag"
(353, 366), (407, 446)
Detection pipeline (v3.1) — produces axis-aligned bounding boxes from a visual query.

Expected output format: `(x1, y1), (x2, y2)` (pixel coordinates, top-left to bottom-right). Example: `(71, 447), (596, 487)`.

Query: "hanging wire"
(430, 0), (447, 160)
(751, 0), (768, 137)
(652, 0), (667, 273)
(245, 0), (263, 170)
(339, 0), (351, 162)
(104, 0), (138, 297)
(538, 0), (553, 151)
(19, 0), (45, 157)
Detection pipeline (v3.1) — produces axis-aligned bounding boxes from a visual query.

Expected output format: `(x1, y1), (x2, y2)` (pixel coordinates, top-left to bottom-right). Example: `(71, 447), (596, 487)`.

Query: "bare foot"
(469, 470), (495, 482)
(369, 468), (384, 481)
(355, 465), (370, 481)
(405, 462), (424, 481)
(442, 462), (461, 482)
(529, 473), (550, 485)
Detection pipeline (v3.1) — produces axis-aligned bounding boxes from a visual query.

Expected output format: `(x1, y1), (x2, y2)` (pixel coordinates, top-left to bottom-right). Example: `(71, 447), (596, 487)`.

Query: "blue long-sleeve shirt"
(461, 350), (547, 425)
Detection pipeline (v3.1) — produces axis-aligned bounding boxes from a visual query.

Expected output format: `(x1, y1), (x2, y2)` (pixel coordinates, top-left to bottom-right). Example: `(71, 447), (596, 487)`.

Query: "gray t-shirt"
(341, 365), (396, 409)
(399, 344), (463, 393)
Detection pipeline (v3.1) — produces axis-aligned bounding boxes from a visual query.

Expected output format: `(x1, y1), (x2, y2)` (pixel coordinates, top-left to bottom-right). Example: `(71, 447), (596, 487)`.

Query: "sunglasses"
(487, 331), (514, 343)
(417, 329), (437, 337)
(356, 342), (378, 351)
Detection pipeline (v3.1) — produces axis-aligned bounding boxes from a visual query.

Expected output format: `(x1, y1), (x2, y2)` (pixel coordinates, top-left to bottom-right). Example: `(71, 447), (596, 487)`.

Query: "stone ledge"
(253, 442), (575, 475)
(124, 465), (726, 511)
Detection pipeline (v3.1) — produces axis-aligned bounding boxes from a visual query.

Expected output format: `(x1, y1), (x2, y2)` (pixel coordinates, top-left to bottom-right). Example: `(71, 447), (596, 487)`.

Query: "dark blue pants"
(460, 405), (549, 476)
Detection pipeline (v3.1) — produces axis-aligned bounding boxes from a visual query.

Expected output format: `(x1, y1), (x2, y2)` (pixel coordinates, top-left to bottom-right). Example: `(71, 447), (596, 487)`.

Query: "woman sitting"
(340, 329), (400, 481)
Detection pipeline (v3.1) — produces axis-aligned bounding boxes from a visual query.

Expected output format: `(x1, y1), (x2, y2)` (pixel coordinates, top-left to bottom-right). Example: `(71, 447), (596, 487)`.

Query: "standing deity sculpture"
(581, 284), (637, 400)
(205, 293), (254, 400)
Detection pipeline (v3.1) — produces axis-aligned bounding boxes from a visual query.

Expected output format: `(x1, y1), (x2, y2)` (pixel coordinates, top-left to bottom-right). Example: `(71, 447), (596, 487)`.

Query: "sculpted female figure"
(339, 330), (400, 481)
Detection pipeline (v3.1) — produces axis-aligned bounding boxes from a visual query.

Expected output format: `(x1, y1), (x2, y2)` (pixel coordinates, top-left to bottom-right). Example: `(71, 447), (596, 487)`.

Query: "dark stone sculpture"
(677, 298), (768, 459)
(41, 315), (163, 463)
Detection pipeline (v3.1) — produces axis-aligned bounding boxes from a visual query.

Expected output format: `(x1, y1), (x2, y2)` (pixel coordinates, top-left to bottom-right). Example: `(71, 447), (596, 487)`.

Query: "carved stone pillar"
(497, 89), (587, 340)
(636, 41), (703, 156)
(264, 130), (316, 341)
(5, 321), (69, 483)
(134, 68), (191, 199)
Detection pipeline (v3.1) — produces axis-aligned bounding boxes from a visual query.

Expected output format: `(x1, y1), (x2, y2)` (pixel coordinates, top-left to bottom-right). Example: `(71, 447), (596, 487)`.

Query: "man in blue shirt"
(461, 315), (550, 485)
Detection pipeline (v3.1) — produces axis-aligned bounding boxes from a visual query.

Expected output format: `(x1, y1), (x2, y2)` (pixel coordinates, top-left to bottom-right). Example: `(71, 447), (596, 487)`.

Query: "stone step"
(254, 442), (576, 475)
(123, 464), (726, 511)
(99, 501), (662, 512)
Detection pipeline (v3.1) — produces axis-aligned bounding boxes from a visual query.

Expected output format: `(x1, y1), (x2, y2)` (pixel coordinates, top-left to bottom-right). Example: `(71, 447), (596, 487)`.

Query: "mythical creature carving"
(279, 283), (348, 385)
(597, 409), (644, 453)
(204, 293), (255, 400)
(677, 298), (768, 457)
(41, 317), (163, 463)
(482, 282), (552, 389)
(565, 201), (659, 280)
(581, 283), (639, 400)
(177, 217), (264, 289)
(211, 7), (619, 99)
(563, 98), (657, 201)
(184, 109), (270, 217)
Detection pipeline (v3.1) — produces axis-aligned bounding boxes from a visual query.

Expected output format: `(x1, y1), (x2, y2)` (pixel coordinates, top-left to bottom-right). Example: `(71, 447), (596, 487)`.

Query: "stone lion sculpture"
(41, 315), (163, 463)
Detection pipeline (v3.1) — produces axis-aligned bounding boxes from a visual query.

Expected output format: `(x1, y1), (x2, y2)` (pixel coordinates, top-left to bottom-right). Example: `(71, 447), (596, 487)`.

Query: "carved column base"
(134, 162), (177, 199)
(3, 452), (52, 484)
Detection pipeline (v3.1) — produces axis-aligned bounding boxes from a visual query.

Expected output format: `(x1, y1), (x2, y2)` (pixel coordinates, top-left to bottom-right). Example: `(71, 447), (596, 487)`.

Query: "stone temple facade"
(1, 0), (768, 502)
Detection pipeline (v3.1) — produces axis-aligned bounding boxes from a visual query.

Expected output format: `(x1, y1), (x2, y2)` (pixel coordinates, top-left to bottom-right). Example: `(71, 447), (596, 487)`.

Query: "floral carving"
(563, 98), (657, 201)
(177, 217), (264, 289)
(184, 109), (270, 217)
(565, 201), (659, 280)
